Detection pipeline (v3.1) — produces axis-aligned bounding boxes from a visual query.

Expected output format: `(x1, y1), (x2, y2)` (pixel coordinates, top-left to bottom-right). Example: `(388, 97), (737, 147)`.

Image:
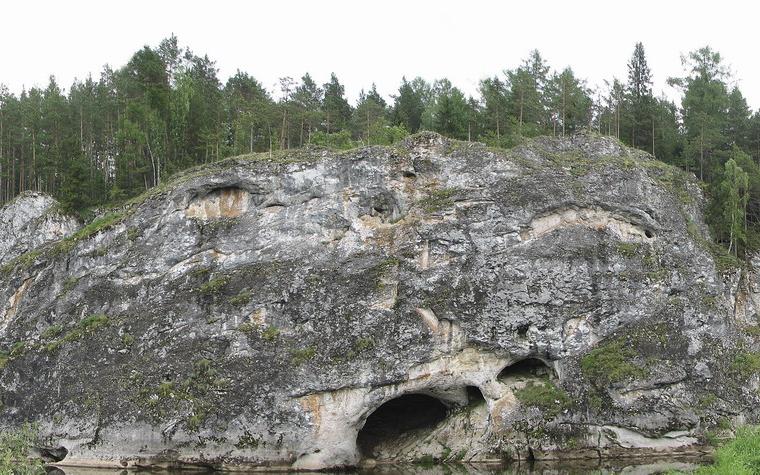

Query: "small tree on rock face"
(717, 157), (750, 256)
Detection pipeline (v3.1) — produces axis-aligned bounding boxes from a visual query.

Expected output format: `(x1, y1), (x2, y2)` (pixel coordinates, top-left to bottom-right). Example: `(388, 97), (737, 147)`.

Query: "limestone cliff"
(0, 191), (79, 266)
(1, 132), (759, 470)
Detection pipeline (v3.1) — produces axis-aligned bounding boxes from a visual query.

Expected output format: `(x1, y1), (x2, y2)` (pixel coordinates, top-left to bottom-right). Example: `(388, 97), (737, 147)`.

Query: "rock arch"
(356, 393), (449, 459)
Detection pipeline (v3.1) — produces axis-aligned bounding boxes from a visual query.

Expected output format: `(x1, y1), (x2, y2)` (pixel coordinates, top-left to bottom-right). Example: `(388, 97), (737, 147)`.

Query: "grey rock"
(0, 132), (757, 470)
(0, 191), (79, 265)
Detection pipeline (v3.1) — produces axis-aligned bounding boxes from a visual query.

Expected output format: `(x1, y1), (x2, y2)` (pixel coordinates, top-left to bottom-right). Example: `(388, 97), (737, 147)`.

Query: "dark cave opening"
(466, 385), (486, 405)
(498, 358), (553, 381)
(357, 394), (448, 458)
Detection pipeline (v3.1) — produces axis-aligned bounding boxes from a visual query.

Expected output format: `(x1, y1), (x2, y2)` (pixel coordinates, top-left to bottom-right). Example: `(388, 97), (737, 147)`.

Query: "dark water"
(48, 456), (709, 475)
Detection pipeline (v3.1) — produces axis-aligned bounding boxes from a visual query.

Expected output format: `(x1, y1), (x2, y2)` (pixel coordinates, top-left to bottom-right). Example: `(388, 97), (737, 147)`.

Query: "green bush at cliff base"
(0, 423), (45, 474)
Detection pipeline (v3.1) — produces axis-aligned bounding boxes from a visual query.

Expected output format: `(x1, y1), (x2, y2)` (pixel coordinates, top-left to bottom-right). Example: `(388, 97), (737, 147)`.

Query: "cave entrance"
(357, 393), (448, 459)
(498, 358), (553, 382)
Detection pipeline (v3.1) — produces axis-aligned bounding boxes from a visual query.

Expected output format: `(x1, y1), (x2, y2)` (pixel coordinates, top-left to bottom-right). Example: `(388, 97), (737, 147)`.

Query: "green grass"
(693, 425), (760, 474)
(616, 242), (640, 258)
(730, 351), (760, 378)
(261, 326), (280, 341)
(198, 276), (230, 295)
(121, 333), (135, 347)
(353, 337), (375, 353)
(418, 187), (459, 213)
(514, 381), (571, 418)
(291, 346), (316, 365)
(228, 289), (252, 306)
(581, 340), (646, 385)
(0, 423), (45, 474)
(44, 314), (110, 352)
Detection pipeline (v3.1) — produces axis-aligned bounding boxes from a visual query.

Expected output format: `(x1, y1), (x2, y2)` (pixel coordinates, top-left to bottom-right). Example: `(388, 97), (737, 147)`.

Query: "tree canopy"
(2, 39), (760, 258)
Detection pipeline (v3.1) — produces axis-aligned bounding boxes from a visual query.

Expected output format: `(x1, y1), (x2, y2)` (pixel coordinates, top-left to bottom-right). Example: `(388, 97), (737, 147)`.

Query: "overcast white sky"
(2, 0), (759, 109)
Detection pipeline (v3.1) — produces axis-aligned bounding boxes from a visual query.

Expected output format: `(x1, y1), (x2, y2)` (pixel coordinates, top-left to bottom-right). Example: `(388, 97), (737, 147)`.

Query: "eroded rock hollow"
(1, 132), (758, 470)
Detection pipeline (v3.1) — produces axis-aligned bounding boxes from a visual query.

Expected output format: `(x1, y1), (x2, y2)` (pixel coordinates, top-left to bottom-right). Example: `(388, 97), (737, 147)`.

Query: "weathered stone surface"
(0, 192), (80, 266)
(1, 132), (758, 470)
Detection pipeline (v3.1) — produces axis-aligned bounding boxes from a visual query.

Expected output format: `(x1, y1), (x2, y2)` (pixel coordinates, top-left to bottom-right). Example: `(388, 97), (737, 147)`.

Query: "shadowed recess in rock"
(466, 385), (486, 405)
(357, 394), (448, 458)
(498, 358), (554, 381)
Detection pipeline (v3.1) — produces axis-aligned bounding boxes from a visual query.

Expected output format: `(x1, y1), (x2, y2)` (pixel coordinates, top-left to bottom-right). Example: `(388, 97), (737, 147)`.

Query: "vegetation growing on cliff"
(0, 424), (44, 474)
(581, 340), (647, 385)
(514, 381), (571, 418)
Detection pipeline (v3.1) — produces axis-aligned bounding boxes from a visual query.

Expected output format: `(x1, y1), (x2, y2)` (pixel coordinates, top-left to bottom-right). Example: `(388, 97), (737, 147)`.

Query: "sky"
(2, 0), (759, 109)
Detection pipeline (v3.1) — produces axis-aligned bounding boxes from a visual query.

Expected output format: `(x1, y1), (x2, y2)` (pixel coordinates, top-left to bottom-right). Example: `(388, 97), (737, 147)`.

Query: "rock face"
(0, 192), (80, 266)
(1, 132), (759, 470)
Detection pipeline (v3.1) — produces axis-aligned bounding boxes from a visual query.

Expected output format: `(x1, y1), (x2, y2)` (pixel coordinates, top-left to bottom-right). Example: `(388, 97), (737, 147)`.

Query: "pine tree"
(626, 42), (654, 149)
(669, 46), (730, 180)
(321, 73), (351, 134)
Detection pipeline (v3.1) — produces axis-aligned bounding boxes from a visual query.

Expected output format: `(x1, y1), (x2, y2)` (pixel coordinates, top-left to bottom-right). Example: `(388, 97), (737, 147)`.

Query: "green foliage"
(0, 38), (756, 268)
(52, 211), (127, 257)
(419, 187), (459, 213)
(353, 337), (375, 353)
(62, 277), (79, 294)
(228, 290), (252, 306)
(121, 333), (135, 347)
(198, 276), (230, 295)
(687, 219), (742, 273)
(616, 242), (640, 258)
(695, 425), (760, 474)
(581, 340), (646, 385)
(0, 423), (45, 474)
(310, 130), (356, 150)
(730, 351), (760, 378)
(9, 342), (25, 358)
(126, 226), (141, 241)
(235, 430), (260, 449)
(130, 356), (228, 432)
(291, 346), (316, 365)
(44, 314), (110, 352)
(261, 326), (280, 341)
(707, 155), (750, 256)
(514, 381), (571, 418)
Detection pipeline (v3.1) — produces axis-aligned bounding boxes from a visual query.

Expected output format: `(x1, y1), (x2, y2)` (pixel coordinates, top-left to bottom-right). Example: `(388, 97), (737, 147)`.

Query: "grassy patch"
(581, 340), (646, 385)
(132, 358), (227, 433)
(0, 423), (45, 473)
(62, 277), (79, 294)
(418, 187), (459, 213)
(291, 346), (316, 365)
(121, 333), (135, 347)
(694, 425), (760, 474)
(228, 290), (252, 306)
(514, 381), (571, 418)
(44, 314), (110, 352)
(51, 211), (127, 257)
(126, 226), (141, 241)
(616, 242), (640, 258)
(1, 209), (130, 276)
(730, 351), (760, 378)
(261, 326), (280, 341)
(353, 337), (375, 353)
(198, 276), (230, 295)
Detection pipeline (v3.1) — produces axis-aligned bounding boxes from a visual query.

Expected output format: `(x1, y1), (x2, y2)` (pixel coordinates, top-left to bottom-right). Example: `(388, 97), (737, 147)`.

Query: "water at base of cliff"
(47, 455), (710, 475)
